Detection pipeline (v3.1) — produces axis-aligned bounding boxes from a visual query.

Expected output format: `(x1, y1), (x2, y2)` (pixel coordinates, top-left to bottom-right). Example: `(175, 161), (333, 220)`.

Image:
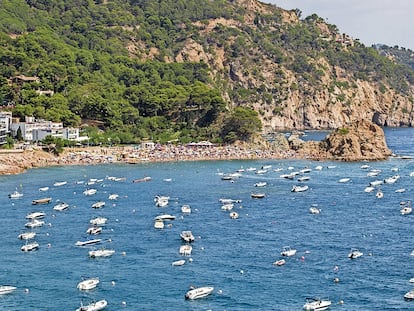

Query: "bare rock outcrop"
(299, 119), (392, 161)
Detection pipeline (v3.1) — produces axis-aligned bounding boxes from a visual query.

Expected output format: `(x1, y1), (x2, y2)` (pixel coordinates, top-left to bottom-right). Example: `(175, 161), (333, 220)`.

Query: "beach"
(0, 143), (298, 175)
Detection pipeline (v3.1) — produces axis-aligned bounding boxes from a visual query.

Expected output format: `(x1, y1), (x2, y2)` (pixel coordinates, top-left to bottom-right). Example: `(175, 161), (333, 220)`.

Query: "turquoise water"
(1, 128), (414, 310)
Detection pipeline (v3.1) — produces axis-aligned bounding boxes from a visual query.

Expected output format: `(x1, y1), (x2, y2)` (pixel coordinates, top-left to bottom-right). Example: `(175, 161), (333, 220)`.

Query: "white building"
(0, 112), (12, 145)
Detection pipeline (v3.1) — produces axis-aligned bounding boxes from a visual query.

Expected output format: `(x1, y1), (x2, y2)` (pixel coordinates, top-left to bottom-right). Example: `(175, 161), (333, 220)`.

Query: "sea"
(1, 127), (414, 311)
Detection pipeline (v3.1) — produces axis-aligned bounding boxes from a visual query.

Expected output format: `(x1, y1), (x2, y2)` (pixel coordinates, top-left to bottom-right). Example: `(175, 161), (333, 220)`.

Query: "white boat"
(179, 245), (192, 256)
(376, 189), (384, 199)
(348, 248), (363, 259)
(291, 185), (309, 192)
(154, 219), (165, 229)
(8, 189), (23, 199)
(229, 211), (239, 219)
(185, 286), (214, 300)
(25, 219), (45, 228)
(404, 290), (414, 300)
(21, 241), (39, 252)
(314, 165), (323, 170)
(155, 195), (169, 207)
(221, 203), (234, 211)
(77, 277), (100, 290)
(309, 207), (320, 214)
(370, 180), (383, 186)
(18, 232), (36, 240)
(384, 174), (400, 184)
(395, 188), (406, 193)
(32, 197), (52, 205)
(281, 246), (297, 257)
(273, 259), (286, 266)
(0, 285), (17, 295)
(76, 299), (108, 311)
(88, 248), (115, 258)
(86, 226), (103, 235)
(90, 217), (107, 226)
(39, 186), (49, 192)
(180, 231), (195, 243)
(303, 297), (332, 310)
(297, 176), (310, 182)
(83, 189), (97, 196)
(26, 211), (46, 219)
(219, 198), (242, 204)
(181, 205), (192, 214)
(364, 186), (375, 193)
(401, 206), (412, 215)
(92, 201), (105, 209)
(53, 202), (69, 211)
(53, 181), (67, 187)
(254, 181), (267, 187)
(251, 192), (265, 198)
(108, 194), (119, 200)
(154, 214), (176, 221)
(172, 259), (186, 266)
(75, 239), (102, 246)
(338, 178), (351, 183)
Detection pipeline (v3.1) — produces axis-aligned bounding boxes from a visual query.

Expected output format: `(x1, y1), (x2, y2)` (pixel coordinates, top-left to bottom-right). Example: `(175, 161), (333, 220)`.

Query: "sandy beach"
(0, 143), (298, 175)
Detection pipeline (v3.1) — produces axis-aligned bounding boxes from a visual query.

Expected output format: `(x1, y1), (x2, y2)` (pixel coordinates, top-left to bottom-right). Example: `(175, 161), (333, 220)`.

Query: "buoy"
(334, 277), (340, 283)
(111, 281), (116, 286)
(189, 258), (193, 262)
(217, 289), (223, 294)
(339, 300), (344, 304)
(240, 270), (244, 274)
(25, 288), (29, 293)
(121, 251), (126, 256)
(121, 301), (126, 306)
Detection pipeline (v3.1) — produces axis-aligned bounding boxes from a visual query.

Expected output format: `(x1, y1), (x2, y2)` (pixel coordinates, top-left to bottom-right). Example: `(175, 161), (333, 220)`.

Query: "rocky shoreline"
(0, 120), (392, 175)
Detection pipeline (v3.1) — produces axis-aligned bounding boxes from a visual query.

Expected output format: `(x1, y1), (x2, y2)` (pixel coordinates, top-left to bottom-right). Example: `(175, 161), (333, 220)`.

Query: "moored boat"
(281, 246), (297, 257)
(21, 241), (39, 252)
(172, 259), (186, 266)
(75, 238), (102, 246)
(53, 202), (69, 211)
(77, 277), (100, 290)
(303, 297), (331, 310)
(180, 231), (195, 243)
(32, 197), (52, 205)
(88, 248), (115, 258)
(76, 299), (107, 311)
(18, 232), (36, 240)
(0, 285), (17, 295)
(185, 286), (214, 300)
(8, 189), (23, 199)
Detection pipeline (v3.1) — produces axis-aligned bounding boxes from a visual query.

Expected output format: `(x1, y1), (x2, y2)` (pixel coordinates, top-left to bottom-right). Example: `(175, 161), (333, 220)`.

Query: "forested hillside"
(1, 0), (413, 145)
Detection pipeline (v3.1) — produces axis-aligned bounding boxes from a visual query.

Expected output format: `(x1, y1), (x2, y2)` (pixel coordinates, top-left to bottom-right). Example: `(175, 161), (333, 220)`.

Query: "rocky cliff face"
(296, 119), (392, 161)
(168, 0), (414, 131)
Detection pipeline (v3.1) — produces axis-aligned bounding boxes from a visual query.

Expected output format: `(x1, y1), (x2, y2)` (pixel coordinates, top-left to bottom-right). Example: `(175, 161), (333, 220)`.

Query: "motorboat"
(297, 176), (310, 182)
(154, 219), (165, 229)
(39, 186), (49, 192)
(86, 226), (103, 235)
(171, 259), (186, 266)
(185, 286), (214, 300)
(53, 181), (67, 187)
(76, 299), (107, 311)
(83, 189), (97, 196)
(375, 189), (384, 199)
(88, 248), (115, 258)
(154, 214), (176, 221)
(338, 178), (351, 183)
(181, 205), (192, 214)
(303, 297), (332, 310)
(92, 201), (105, 209)
(108, 194), (119, 200)
(26, 211), (46, 219)
(154, 195), (170, 207)
(281, 246), (297, 257)
(221, 203), (234, 211)
(179, 245), (192, 256)
(132, 176), (152, 183)
(32, 197), (52, 205)
(229, 211), (239, 219)
(21, 241), (39, 252)
(364, 186), (375, 193)
(25, 219), (45, 228)
(90, 217), (107, 226)
(53, 202), (69, 211)
(273, 259), (286, 266)
(219, 198), (242, 204)
(405, 290), (414, 300)
(384, 174), (400, 184)
(309, 207), (321, 214)
(370, 180), (383, 186)
(401, 206), (412, 215)
(180, 231), (195, 243)
(251, 192), (265, 198)
(8, 189), (23, 199)
(0, 285), (17, 295)
(77, 277), (100, 290)
(75, 239), (102, 246)
(291, 185), (309, 192)
(18, 232), (36, 240)
(254, 182), (267, 187)
(348, 248), (363, 259)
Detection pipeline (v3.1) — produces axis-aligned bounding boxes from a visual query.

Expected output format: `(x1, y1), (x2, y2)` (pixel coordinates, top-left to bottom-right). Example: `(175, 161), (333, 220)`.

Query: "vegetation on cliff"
(1, 0), (414, 145)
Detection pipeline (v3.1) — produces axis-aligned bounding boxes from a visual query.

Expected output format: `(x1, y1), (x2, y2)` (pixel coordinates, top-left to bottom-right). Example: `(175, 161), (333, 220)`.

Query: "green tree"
(220, 107), (262, 143)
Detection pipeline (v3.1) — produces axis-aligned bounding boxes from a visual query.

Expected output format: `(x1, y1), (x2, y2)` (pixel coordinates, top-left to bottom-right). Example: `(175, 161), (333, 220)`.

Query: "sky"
(264, 0), (414, 50)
